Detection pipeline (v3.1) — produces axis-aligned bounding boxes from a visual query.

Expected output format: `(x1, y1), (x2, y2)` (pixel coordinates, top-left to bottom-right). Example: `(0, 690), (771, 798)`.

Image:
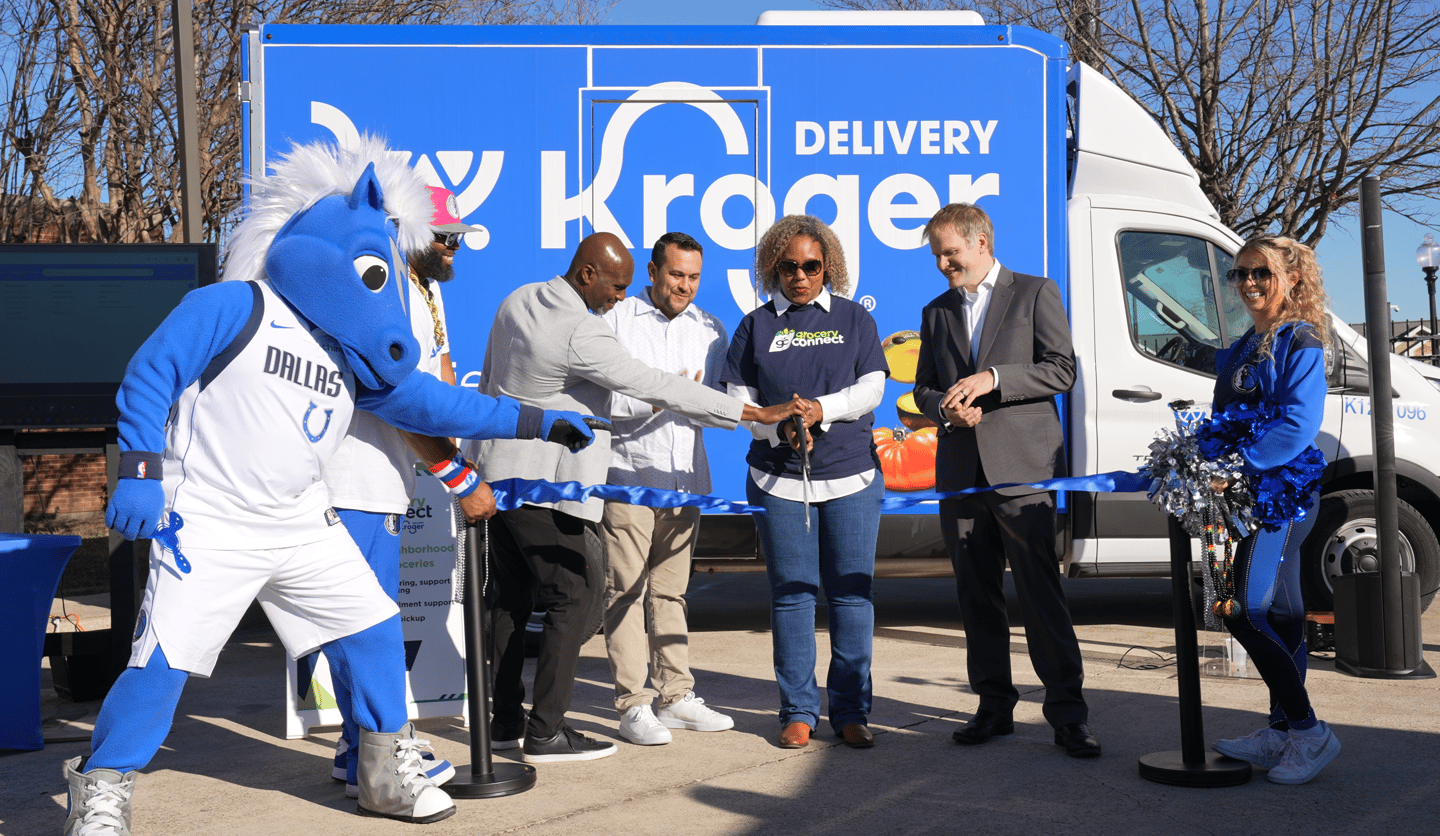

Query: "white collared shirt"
(958, 259), (1002, 359)
(957, 260), (1002, 390)
(601, 287), (729, 494)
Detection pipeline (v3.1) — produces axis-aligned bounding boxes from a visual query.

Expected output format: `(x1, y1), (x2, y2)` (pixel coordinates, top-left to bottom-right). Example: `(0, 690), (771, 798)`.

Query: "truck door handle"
(1112, 389), (1163, 401)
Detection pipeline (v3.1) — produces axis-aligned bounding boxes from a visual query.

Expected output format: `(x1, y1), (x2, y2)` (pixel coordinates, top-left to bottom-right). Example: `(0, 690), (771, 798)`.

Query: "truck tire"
(524, 526), (608, 658)
(1301, 489), (1439, 613)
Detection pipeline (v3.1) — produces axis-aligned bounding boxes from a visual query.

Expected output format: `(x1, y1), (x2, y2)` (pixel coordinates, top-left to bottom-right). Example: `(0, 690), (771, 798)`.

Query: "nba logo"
(137, 461), (147, 479)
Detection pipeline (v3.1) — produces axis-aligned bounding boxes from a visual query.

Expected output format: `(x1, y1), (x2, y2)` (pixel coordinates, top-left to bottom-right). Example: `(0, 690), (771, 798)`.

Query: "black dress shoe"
(1054, 723), (1102, 758)
(952, 710), (1015, 745)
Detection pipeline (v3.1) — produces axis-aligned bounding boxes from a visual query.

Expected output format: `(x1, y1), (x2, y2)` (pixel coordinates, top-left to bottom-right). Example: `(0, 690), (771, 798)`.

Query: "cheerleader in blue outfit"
(1208, 235), (1341, 784)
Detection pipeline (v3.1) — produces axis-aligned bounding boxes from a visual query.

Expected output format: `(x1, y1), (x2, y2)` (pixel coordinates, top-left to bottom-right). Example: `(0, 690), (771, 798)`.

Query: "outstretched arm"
(359, 372), (608, 450)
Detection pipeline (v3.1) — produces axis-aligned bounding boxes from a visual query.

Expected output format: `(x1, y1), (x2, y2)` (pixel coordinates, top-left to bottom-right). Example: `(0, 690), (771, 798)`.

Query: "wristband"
(427, 452), (479, 498)
(119, 450), (163, 480)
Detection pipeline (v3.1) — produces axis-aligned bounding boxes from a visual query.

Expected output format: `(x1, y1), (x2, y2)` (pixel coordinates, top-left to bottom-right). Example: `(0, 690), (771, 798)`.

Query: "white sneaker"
(1267, 722), (1341, 785)
(657, 692), (734, 732)
(1212, 726), (1288, 769)
(618, 705), (673, 745)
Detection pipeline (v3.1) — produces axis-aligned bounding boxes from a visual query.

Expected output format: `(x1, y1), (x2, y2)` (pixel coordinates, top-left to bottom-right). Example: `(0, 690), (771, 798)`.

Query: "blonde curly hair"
(1235, 235), (1331, 358)
(755, 214), (850, 299)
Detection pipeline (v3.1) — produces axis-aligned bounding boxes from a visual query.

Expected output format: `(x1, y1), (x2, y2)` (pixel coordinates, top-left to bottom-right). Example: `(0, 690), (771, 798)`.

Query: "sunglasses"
(434, 232), (462, 249)
(1225, 266), (1274, 285)
(777, 259), (823, 277)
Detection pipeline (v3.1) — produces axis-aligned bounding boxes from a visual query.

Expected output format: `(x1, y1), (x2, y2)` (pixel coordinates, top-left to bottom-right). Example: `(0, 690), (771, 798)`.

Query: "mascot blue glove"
(106, 451), (165, 540)
(514, 405), (611, 452)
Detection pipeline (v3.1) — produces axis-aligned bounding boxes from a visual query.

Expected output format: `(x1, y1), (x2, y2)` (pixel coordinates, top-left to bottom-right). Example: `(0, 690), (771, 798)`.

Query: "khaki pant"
(600, 502), (700, 712)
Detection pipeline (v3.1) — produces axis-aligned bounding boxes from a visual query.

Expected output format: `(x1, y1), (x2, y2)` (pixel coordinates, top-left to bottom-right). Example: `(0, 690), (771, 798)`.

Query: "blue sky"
(603, 0), (1440, 325)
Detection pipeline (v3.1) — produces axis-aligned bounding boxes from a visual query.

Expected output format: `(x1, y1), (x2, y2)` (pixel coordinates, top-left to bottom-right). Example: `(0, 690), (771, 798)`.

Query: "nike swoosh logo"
(269, 320), (294, 329)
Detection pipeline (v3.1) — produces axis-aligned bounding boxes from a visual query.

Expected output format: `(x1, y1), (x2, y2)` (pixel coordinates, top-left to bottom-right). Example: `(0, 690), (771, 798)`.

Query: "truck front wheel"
(1301, 489), (1438, 613)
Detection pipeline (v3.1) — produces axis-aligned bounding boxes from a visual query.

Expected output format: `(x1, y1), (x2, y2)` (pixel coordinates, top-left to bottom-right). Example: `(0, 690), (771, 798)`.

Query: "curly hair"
(754, 214), (850, 298)
(1235, 235), (1331, 358)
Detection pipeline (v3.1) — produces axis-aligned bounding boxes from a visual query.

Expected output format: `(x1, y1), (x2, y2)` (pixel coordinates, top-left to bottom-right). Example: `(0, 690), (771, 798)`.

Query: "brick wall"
(25, 453), (107, 517)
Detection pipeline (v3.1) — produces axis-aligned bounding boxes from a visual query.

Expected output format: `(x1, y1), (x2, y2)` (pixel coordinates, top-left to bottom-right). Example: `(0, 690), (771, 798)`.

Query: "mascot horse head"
(223, 135), (434, 389)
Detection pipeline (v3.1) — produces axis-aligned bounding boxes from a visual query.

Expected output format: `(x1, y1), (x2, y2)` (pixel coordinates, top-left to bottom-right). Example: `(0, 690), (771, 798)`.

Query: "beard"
(411, 246), (455, 282)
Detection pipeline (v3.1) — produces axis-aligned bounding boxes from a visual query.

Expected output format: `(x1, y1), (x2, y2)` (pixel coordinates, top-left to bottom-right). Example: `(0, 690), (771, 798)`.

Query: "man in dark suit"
(912, 203), (1099, 758)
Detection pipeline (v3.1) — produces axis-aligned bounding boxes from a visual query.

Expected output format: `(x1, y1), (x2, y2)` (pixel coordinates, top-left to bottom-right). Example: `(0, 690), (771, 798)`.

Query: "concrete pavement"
(5, 574), (1438, 836)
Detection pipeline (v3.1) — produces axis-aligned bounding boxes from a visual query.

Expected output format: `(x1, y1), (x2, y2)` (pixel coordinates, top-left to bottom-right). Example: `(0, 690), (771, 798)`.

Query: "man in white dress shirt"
(600, 232), (736, 746)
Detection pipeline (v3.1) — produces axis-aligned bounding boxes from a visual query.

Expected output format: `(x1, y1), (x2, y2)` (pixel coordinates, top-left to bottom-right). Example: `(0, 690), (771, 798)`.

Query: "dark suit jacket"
(912, 267), (1075, 496)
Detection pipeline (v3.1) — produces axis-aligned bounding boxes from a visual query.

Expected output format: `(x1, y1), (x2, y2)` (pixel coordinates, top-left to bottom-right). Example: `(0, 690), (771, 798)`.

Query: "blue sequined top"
(1211, 322), (1327, 475)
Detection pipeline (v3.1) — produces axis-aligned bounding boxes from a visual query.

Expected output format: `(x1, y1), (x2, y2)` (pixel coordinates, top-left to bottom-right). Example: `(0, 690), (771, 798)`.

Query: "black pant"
(939, 471), (1087, 728)
(486, 505), (596, 740)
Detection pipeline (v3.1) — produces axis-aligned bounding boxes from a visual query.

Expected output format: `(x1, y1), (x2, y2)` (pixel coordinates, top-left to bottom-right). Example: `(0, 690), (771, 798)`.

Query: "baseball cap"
(426, 186), (482, 233)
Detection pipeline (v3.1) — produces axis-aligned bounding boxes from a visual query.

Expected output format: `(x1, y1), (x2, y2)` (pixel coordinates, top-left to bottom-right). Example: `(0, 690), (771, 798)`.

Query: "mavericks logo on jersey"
(768, 327), (846, 352)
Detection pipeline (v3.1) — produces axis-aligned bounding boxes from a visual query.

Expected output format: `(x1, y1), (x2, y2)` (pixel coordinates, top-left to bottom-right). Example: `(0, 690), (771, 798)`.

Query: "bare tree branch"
(0, 0), (618, 244)
(823, 0), (1440, 246)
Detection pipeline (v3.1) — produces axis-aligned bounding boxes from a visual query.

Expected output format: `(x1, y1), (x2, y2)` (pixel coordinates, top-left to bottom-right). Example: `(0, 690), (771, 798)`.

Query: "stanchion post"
(1334, 177), (1434, 679)
(1137, 517), (1252, 787)
(446, 521), (536, 798)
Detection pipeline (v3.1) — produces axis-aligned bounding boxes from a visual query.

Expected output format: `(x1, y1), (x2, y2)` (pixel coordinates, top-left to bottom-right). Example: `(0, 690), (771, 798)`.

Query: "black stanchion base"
(1138, 751), (1252, 788)
(1335, 658), (1435, 680)
(446, 763), (537, 799)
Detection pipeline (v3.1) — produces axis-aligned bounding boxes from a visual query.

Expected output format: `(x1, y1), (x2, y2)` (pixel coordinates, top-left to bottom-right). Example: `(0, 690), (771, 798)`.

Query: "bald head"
(565, 232), (635, 313)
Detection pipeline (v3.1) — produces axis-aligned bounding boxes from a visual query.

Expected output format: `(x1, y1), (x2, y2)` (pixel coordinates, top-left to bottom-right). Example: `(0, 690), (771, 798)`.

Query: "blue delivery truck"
(242, 10), (1440, 611)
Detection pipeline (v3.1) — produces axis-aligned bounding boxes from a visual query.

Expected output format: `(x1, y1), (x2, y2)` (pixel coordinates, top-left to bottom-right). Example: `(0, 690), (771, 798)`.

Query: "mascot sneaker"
(342, 736), (453, 798)
(1212, 726), (1288, 769)
(657, 692), (734, 732)
(1267, 722), (1341, 785)
(64, 756), (136, 836)
(356, 724), (456, 823)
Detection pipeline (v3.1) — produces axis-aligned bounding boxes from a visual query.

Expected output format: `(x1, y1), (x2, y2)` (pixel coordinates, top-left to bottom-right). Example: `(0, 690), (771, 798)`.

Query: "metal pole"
(1358, 177), (1404, 669)
(170, 0), (203, 242)
(447, 521), (535, 798)
(1137, 516), (1251, 786)
(1426, 268), (1438, 366)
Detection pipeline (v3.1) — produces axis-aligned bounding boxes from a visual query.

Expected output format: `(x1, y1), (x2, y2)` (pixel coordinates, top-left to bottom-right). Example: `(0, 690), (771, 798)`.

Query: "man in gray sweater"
(469, 232), (801, 763)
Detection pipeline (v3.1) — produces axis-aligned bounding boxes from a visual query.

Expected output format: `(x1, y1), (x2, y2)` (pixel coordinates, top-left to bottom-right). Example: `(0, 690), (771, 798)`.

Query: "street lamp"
(1419, 233), (1440, 366)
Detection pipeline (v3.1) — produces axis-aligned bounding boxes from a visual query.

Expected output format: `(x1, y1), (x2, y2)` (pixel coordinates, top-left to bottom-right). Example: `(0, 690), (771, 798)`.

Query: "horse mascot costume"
(62, 136), (604, 834)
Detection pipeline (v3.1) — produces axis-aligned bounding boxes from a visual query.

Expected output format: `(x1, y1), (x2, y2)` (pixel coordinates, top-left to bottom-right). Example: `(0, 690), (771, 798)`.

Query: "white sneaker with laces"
(618, 704), (673, 745)
(1266, 722), (1341, 785)
(1212, 726), (1288, 769)
(657, 692), (735, 732)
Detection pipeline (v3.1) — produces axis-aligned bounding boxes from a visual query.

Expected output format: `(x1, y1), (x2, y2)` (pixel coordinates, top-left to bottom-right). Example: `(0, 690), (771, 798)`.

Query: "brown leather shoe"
(840, 723), (875, 749)
(778, 722), (811, 749)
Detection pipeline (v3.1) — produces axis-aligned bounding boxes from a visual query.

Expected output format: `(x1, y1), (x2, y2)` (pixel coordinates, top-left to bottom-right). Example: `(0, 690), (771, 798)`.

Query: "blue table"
(1, 533), (82, 750)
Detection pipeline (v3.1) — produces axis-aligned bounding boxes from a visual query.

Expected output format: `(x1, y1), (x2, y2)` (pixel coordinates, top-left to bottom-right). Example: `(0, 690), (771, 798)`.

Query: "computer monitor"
(0, 243), (219, 428)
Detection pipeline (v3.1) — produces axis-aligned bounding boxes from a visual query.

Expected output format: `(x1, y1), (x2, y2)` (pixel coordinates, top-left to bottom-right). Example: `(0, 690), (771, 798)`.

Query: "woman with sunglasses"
(721, 215), (888, 750)
(1208, 235), (1339, 784)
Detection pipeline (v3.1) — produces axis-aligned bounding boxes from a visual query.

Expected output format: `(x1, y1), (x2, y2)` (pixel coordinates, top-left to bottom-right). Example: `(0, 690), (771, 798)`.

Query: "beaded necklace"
(1203, 499), (1239, 619)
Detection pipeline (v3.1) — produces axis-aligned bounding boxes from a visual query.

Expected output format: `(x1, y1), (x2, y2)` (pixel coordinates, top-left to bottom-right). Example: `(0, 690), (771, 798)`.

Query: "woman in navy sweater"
(1208, 235), (1339, 784)
(722, 215), (888, 750)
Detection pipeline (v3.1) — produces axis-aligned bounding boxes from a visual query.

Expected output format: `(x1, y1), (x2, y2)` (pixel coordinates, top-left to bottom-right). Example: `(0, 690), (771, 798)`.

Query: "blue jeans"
(748, 473), (883, 734)
(1221, 493), (1319, 729)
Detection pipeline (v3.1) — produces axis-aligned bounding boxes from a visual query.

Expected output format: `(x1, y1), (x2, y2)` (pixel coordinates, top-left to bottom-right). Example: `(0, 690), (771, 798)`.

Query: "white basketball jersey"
(162, 281), (357, 548)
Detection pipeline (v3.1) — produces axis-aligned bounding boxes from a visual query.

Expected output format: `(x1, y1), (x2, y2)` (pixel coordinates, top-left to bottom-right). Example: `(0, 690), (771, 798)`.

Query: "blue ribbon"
(876, 470), (1154, 512)
(488, 470), (1154, 515)
(488, 478), (766, 514)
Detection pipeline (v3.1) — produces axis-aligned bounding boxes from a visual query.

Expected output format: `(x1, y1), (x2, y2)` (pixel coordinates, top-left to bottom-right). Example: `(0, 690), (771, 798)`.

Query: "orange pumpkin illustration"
(873, 426), (938, 491)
